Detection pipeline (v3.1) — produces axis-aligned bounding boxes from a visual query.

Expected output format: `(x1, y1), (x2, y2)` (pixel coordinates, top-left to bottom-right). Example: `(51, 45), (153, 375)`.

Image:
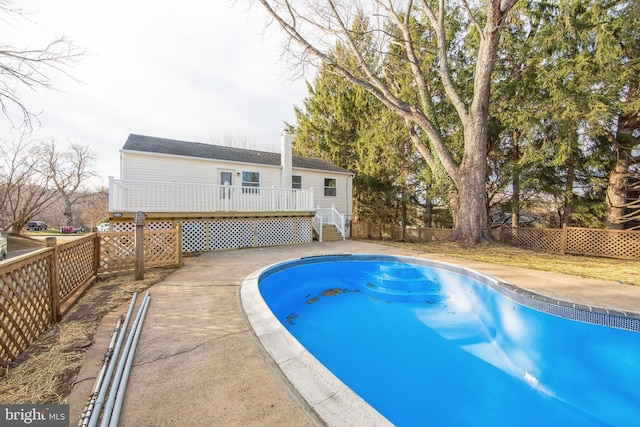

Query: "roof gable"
(122, 134), (351, 174)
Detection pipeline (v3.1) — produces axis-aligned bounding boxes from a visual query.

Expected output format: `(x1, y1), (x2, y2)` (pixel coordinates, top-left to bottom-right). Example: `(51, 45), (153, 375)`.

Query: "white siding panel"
(123, 152), (217, 184)
(122, 152), (283, 186)
(294, 168), (351, 215)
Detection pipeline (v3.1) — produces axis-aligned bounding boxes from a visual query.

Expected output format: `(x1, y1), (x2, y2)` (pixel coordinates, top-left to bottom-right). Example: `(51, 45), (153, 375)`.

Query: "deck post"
(134, 211), (146, 280)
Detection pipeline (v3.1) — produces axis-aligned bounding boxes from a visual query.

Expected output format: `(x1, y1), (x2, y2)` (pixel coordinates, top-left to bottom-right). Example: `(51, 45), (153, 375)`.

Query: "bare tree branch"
(0, 135), (60, 232)
(0, 4), (83, 129)
(38, 139), (98, 226)
(417, 0), (470, 123)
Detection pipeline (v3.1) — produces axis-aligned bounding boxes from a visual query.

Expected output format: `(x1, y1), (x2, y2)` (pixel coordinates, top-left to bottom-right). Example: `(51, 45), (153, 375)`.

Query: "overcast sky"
(4, 0), (309, 185)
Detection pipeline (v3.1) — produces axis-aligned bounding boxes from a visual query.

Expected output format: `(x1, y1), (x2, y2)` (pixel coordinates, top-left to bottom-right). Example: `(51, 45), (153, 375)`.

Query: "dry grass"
(367, 240), (639, 286)
(0, 268), (176, 404)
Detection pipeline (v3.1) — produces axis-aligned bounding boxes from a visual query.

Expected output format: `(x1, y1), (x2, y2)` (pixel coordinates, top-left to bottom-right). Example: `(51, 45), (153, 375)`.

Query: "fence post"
(560, 224), (568, 255)
(176, 225), (183, 266)
(134, 211), (146, 280)
(46, 237), (61, 322)
(93, 228), (101, 274)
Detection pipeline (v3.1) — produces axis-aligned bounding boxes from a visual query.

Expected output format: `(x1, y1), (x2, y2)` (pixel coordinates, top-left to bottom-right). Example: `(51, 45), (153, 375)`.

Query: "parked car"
(0, 228), (7, 260)
(26, 221), (48, 231)
(97, 222), (110, 232)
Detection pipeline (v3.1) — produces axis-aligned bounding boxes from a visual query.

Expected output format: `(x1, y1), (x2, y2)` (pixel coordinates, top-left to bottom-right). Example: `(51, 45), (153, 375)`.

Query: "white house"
(108, 133), (354, 251)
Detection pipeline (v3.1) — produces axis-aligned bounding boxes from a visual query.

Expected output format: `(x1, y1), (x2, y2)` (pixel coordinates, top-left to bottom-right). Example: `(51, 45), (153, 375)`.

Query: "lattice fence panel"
(404, 227), (420, 242)
(98, 233), (136, 272)
(98, 230), (180, 271)
(567, 228), (640, 259)
(210, 219), (255, 250)
(256, 218), (295, 246)
(145, 229), (180, 266)
(420, 228), (453, 242)
(0, 254), (54, 369)
(296, 218), (312, 243)
(112, 221), (134, 232)
(386, 226), (453, 242)
(181, 222), (207, 252)
(501, 227), (563, 253)
(491, 227), (501, 240)
(147, 221), (174, 230)
(58, 235), (97, 303)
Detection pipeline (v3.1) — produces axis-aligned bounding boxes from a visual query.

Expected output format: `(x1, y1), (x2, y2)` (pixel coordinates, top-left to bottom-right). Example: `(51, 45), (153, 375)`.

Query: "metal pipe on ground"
(87, 293), (138, 427)
(100, 291), (151, 427)
(78, 315), (123, 427)
(109, 293), (151, 427)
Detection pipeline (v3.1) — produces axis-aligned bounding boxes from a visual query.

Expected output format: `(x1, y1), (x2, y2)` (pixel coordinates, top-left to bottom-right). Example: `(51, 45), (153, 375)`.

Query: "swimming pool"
(242, 254), (640, 426)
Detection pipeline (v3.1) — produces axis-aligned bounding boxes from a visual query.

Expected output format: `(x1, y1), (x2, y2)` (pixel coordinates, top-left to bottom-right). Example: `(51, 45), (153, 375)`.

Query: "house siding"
(120, 150), (353, 216)
(122, 152), (217, 184)
(122, 151), (283, 188)
(295, 168), (352, 217)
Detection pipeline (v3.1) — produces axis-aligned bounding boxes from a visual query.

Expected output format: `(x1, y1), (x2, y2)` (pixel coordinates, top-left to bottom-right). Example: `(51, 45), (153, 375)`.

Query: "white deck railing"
(109, 178), (315, 213)
(312, 205), (346, 241)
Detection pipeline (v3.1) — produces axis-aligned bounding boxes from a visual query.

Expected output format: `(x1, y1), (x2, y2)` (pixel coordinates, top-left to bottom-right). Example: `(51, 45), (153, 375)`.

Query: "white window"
(242, 171), (260, 194)
(324, 178), (337, 197)
(292, 175), (302, 189)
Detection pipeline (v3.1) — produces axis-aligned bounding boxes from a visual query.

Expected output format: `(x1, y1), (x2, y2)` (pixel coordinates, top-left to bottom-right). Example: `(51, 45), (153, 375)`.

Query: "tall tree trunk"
(562, 133), (578, 226)
(511, 130), (521, 228)
(63, 195), (74, 227)
(451, 123), (491, 243)
(423, 201), (433, 227)
(605, 111), (638, 229)
(400, 192), (407, 229)
(562, 149), (576, 226)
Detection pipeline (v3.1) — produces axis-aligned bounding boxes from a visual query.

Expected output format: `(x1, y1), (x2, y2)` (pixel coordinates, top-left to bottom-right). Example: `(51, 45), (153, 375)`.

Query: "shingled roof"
(122, 134), (352, 174)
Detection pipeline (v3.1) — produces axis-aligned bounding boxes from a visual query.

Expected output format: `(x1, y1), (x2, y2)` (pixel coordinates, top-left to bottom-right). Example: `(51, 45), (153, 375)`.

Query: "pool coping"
(240, 253), (640, 426)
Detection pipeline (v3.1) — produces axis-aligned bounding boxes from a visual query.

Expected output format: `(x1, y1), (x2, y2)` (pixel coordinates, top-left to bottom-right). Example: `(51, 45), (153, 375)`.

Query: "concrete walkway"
(68, 241), (640, 426)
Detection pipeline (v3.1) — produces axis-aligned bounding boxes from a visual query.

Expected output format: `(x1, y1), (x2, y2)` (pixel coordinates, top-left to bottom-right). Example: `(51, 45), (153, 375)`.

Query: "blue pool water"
(258, 255), (640, 427)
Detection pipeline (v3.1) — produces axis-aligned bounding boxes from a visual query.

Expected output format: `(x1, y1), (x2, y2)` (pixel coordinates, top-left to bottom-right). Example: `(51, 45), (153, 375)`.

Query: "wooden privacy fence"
(350, 221), (640, 260)
(350, 222), (458, 242)
(0, 229), (180, 371)
(499, 225), (640, 260)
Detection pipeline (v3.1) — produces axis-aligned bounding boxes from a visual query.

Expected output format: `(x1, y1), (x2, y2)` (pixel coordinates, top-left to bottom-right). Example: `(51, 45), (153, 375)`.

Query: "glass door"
(220, 171), (233, 199)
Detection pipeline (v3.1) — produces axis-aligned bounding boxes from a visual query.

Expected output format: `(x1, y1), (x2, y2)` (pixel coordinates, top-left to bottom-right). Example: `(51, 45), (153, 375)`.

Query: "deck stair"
(319, 224), (343, 242)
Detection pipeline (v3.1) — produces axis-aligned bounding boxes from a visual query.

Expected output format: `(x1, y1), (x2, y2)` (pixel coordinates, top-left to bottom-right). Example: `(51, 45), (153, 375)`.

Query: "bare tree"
(38, 140), (99, 227)
(1, 1), (82, 128)
(0, 136), (59, 232)
(75, 187), (108, 229)
(257, 0), (519, 243)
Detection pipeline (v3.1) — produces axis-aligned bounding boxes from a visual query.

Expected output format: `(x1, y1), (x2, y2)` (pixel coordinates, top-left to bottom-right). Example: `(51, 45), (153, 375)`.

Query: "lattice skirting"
(111, 217), (313, 253)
